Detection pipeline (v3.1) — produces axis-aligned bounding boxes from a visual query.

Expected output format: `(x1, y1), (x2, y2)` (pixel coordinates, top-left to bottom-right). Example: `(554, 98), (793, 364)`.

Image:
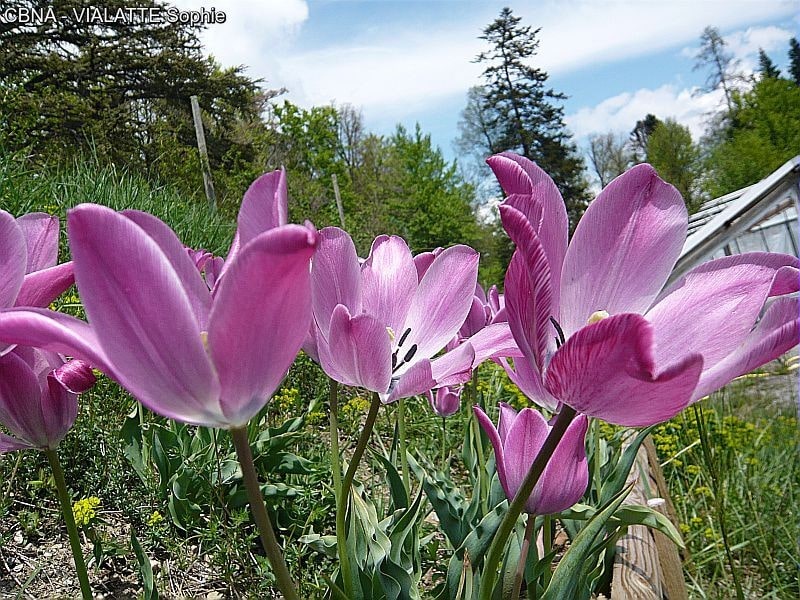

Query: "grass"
(0, 151), (797, 598)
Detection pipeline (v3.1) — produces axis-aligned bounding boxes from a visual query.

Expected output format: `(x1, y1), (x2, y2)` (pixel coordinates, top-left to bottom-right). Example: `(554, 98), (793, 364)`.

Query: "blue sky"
(177, 0), (799, 165)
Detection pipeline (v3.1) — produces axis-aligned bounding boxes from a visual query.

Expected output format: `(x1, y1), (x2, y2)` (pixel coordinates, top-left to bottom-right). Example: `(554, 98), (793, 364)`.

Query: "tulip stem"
(542, 514), (553, 589)
(44, 449), (92, 600)
(512, 515), (536, 600)
(592, 418), (602, 501)
(338, 392), (382, 594)
(398, 397), (410, 494)
(479, 405), (577, 600)
(441, 417), (446, 466)
(230, 427), (300, 600)
(328, 379), (353, 596)
(470, 370), (488, 511)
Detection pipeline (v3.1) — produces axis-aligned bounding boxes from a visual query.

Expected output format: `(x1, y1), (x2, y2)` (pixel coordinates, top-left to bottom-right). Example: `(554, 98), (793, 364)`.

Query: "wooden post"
(332, 173), (346, 229)
(190, 95), (217, 212)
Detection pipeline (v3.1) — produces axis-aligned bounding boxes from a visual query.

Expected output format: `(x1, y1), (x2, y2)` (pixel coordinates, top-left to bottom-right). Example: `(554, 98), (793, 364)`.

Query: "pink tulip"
(0, 211), (74, 354)
(0, 204), (317, 428)
(310, 228), (487, 402)
(474, 403), (588, 514)
(0, 347), (94, 452)
(489, 152), (799, 426)
(426, 386), (461, 418)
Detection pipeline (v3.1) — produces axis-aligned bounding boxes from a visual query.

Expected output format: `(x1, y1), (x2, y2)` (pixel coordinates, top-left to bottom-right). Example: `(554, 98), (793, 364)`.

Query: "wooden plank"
(610, 434), (690, 600)
(190, 95), (217, 212)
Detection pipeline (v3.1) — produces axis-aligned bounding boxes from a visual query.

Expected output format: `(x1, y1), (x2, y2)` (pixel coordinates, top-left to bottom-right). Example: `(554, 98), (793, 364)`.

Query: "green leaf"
(599, 426), (654, 505)
(372, 450), (410, 510)
(131, 531), (159, 600)
(541, 485), (633, 600)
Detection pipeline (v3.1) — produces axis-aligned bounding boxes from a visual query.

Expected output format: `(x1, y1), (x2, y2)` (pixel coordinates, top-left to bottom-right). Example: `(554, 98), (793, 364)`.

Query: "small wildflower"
(72, 496), (101, 528)
(147, 511), (164, 527)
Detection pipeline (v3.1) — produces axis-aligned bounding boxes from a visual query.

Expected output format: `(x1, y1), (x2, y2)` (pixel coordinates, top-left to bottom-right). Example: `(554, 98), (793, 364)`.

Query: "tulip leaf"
(560, 503), (684, 549)
(298, 532), (338, 558)
(598, 426), (655, 505)
(541, 484), (633, 600)
(131, 531), (159, 600)
(372, 449), (410, 510)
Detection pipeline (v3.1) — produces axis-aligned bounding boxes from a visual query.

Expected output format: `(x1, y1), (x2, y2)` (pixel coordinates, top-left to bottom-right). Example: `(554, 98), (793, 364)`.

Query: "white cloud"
(168, 0), (797, 121)
(681, 24), (795, 73)
(565, 84), (724, 142)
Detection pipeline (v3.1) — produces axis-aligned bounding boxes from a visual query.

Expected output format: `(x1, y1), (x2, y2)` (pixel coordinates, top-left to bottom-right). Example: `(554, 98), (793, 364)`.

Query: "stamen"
(402, 344), (418, 363)
(587, 310), (609, 324)
(391, 353), (398, 370)
(386, 326), (396, 342)
(200, 331), (209, 352)
(397, 327), (412, 347)
(549, 317), (566, 347)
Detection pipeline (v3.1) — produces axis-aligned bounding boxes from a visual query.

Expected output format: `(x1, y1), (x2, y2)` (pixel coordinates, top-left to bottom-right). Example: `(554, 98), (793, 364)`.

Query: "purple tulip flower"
(426, 386), (461, 418)
(0, 347), (94, 452)
(489, 152), (799, 426)
(309, 228), (493, 402)
(475, 403), (589, 515)
(0, 204), (317, 428)
(0, 211), (75, 354)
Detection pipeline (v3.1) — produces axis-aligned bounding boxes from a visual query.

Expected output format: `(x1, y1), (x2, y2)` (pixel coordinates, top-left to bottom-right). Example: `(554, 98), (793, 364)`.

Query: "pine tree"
(457, 7), (590, 228)
(789, 37), (800, 85)
(757, 48), (781, 79)
(694, 26), (740, 112)
(629, 114), (661, 162)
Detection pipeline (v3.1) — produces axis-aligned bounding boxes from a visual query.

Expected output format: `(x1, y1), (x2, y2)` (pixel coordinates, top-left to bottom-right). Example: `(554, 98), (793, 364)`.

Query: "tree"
(694, 26), (740, 112)
(645, 119), (702, 212)
(629, 114), (661, 162)
(0, 0), (268, 204)
(457, 7), (590, 228)
(704, 77), (800, 197)
(789, 37), (800, 85)
(757, 48), (781, 79)
(587, 132), (632, 187)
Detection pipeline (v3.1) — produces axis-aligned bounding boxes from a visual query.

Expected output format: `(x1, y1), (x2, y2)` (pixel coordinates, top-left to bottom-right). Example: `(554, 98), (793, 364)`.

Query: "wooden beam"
(190, 95), (217, 212)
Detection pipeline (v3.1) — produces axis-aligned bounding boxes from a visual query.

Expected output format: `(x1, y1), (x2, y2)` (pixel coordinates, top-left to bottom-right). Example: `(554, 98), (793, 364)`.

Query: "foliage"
(757, 49), (781, 79)
(703, 76), (800, 197)
(629, 113), (660, 162)
(788, 37), (800, 86)
(645, 119), (703, 212)
(693, 26), (741, 113)
(587, 132), (633, 188)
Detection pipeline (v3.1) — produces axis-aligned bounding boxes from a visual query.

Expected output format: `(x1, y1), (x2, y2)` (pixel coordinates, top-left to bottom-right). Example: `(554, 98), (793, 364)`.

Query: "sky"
(174, 0), (799, 165)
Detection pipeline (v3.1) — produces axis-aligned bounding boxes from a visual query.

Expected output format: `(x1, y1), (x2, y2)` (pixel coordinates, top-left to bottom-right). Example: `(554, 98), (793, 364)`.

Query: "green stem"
(398, 397), (410, 494)
(328, 379), (352, 596)
(592, 419), (602, 501)
(230, 427), (300, 600)
(542, 514), (553, 589)
(512, 516), (536, 600)
(469, 370), (487, 510)
(441, 417), (446, 466)
(338, 392), (382, 595)
(44, 449), (92, 600)
(479, 406), (577, 600)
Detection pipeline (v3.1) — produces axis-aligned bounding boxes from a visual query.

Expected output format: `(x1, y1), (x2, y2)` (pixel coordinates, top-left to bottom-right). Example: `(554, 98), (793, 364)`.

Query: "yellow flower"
(147, 511), (164, 526)
(72, 496), (101, 528)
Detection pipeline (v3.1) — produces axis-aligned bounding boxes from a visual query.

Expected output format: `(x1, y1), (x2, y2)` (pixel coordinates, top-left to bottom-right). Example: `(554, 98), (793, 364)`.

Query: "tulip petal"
(238, 169), (288, 246)
(488, 153), (568, 302)
(122, 210), (212, 329)
(534, 414), (589, 515)
(430, 342), (475, 387)
(559, 165), (687, 336)
(430, 387), (460, 418)
(460, 296), (490, 338)
(497, 402), (518, 444)
(53, 359), (96, 394)
(0, 211), (26, 309)
(648, 253), (800, 370)
(384, 359), (436, 403)
(42, 374), (78, 448)
(317, 304), (392, 392)
(401, 245), (478, 363)
(362, 235), (417, 335)
(502, 408), (551, 512)
(0, 308), (112, 370)
(545, 314), (703, 426)
(500, 357), (560, 412)
(465, 322), (523, 364)
(0, 350), (46, 447)
(17, 213), (60, 273)
(0, 432), (30, 453)
(503, 225), (553, 372)
(68, 204), (222, 426)
(474, 405), (508, 496)
(312, 227), (362, 338)
(208, 225), (316, 426)
(15, 262), (75, 308)
(692, 296), (799, 400)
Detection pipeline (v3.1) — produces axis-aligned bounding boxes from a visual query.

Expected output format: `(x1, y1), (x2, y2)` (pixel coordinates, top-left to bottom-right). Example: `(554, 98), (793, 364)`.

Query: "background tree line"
(2, 2), (798, 286)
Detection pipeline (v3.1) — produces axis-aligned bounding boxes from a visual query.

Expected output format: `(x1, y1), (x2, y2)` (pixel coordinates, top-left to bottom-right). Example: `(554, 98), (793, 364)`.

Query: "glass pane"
(735, 230), (767, 253)
(762, 224), (794, 254)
